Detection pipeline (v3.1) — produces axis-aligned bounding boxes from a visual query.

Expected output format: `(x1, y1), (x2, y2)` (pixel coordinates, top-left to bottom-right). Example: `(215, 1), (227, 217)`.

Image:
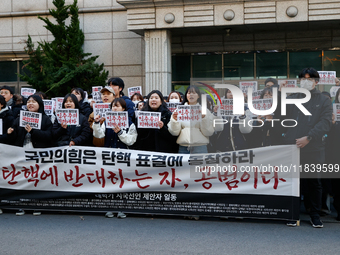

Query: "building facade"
(1, 0), (340, 95)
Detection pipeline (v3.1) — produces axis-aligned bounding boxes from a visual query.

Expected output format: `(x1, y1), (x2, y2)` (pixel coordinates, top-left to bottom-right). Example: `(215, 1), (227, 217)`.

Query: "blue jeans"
(178, 145), (208, 154)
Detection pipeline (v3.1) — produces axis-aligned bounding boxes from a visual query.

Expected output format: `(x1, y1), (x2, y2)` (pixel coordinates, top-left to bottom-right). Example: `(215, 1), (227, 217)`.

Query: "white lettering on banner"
(19, 111), (42, 130)
(105, 111), (129, 129)
(0, 144), (299, 197)
(55, 109), (79, 125)
(93, 103), (111, 118)
(177, 105), (202, 122)
(137, 111), (161, 129)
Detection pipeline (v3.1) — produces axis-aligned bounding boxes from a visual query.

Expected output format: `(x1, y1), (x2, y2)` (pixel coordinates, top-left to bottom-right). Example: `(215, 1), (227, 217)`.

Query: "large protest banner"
(0, 144), (300, 220)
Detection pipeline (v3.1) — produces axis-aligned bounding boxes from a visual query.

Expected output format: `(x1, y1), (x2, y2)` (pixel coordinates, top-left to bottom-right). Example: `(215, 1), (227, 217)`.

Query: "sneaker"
(0, 209), (3, 214)
(117, 212), (126, 219)
(16, 209), (25, 216)
(286, 221), (297, 227)
(105, 212), (114, 218)
(33, 211), (41, 216)
(310, 217), (323, 228)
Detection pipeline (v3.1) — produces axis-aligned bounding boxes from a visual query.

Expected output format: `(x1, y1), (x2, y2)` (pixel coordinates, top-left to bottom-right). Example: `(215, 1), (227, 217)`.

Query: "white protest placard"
(137, 111), (161, 129)
(177, 105), (202, 122)
(105, 111), (129, 129)
(219, 99), (234, 117)
(128, 86), (142, 98)
(53, 97), (64, 110)
(252, 99), (273, 111)
(93, 103), (111, 118)
(21, 88), (36, 98)
(43, 100), (53, 116)
(333, 104), (340, 121)
(19, 111), (42, 130)
(166, 102), (181, 113)
(0, 119), (2, 135)
(92, 86), (103, 103)
(55, 109), (79, 125)
(318, 71), (336, 85)
(330, 86), (340, 97)
(252, 90), (263, 100)
(278, 80), (297, 88)
(239, 81), (257, 93)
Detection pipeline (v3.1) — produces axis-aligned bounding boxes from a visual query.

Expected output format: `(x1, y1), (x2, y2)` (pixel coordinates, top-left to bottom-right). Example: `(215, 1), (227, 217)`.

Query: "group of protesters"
(0, 68), (340, 227)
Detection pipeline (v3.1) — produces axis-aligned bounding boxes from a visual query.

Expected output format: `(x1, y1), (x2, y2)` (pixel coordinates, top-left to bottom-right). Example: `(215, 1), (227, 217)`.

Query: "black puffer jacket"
(133, 105), (178, 153)
(53, 113), (92, 146)
(79, 100), (92, 119)
(9, 114), (53, 148)
(275, 88), (332, 152)
(0, 107), (15, 144)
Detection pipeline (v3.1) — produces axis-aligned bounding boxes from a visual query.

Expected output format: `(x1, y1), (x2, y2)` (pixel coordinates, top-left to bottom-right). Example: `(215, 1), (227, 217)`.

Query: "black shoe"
(336, 214), (340, 221)
(310, 217), (323, 228)
(286, 221), (297, 227)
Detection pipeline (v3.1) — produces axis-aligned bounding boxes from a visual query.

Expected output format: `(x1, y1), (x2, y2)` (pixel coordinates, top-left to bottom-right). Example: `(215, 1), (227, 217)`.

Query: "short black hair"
(34, 91), (48, 99)
(110, 97), (127, 111)
(0, 95), (6, 107)
(298, 67), (320, 79)
(71, 87), (85, 101)
(0, 85), (14, 95)
(107, 77), (125, 95)
(62, 94), (80, 109)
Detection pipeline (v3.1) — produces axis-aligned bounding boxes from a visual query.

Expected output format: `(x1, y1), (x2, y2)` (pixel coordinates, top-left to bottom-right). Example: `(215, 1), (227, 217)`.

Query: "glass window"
(256, 52), (287, 79)
(0, 61), (18, 82)
(192, 54), (222, 79)
(224, 53), (254, 80)
(172, 55), (191, 82)
(289, 51), (322, 78)
(323, 50), (340, 74)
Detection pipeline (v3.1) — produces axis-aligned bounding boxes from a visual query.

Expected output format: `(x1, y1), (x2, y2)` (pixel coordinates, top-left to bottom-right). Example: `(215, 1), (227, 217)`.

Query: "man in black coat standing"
(275, 67), (332, 228)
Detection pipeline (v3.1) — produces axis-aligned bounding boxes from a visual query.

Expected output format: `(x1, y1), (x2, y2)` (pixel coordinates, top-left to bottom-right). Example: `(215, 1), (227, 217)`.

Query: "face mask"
(169, 98), (180, 103)
(300, 79), (314, 91)
(133, 100), (139, 105)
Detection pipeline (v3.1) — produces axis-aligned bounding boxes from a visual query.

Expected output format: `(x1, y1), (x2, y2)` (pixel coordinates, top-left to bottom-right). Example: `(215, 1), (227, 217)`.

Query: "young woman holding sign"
(52, 94), (91, 147)
(168, 85), (218, 154)
(7, 95), (53, 148)
(133, 90), (178, 153)
(92, 97), (137, 148)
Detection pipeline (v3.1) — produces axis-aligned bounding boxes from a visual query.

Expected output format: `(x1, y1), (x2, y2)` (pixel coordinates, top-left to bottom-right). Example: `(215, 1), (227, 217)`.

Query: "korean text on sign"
(128, 86), (142, 98)
(137, 111), (161, 129)
(166, 102), (181, 113)
(252, 90), (263, 100)
(278, 80), (297, 88)
(177, 105), (202, 122)
(239, 81), (257, 93)
(318, 71), (336, 85)
(21, 88), (36, 98)
(52, 97), (64, 110)
(43, 100), (54, 116)
(334, 103), (340, 121)
(252, 99), (273, 111)
(219, 99), (234, 117)
(105, 111), (129, 129)
(55, 109), (79, 125)
(19, 111), (42, 130)
(92, 86), (103, 103)
(93, 103), (111, 118)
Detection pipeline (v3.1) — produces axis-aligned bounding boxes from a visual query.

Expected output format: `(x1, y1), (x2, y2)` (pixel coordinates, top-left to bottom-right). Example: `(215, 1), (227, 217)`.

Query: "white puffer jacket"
(168, 103), (223, 146)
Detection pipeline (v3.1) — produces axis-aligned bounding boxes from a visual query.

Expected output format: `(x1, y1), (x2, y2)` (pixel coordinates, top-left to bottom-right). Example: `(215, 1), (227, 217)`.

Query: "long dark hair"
(335, 88), (340, 103)
(27, 95), (45, 114)
(62, 94), (80, 109)
(143, 90), (167, 111)
(182, 85), (201, 105)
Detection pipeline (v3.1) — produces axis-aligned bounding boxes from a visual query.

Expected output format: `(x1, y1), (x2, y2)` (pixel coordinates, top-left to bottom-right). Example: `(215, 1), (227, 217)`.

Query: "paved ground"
(0, 210), (339, 255)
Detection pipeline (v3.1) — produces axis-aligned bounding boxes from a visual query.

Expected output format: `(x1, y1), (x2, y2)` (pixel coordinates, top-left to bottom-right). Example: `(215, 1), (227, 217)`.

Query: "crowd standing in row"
(0, 69), (339, 227)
